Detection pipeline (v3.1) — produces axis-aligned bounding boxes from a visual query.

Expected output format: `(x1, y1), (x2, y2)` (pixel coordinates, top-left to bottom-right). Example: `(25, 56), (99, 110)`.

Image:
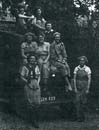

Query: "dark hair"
(27, 53), (37, 62)
(45, 21), (52, 26)
(18, 3), (25, 10)
(34, 6), (42, 16)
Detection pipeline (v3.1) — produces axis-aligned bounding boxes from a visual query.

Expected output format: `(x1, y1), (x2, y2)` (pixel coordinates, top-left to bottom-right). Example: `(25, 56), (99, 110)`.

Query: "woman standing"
(20, 54), (41, 128)
(36, 33), (50, 93)
(74, 56), (91, 122)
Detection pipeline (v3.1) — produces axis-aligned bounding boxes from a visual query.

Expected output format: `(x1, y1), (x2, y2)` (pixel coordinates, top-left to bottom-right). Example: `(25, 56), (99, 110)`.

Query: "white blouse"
(74, 65), (91, 75)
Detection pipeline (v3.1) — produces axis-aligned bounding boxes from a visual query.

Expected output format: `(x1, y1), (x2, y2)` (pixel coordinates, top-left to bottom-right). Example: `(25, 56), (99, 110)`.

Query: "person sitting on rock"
(50, 32), (72, 92)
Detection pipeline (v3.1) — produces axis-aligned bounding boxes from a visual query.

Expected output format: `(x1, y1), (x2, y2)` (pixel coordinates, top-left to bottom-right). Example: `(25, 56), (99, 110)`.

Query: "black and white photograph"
(0, 0), (98, 129)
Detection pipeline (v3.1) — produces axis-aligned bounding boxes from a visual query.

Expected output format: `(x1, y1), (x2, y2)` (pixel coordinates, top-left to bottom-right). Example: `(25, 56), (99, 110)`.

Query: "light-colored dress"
(21, 41), (38, 64)
(21, 64), (41, 106)
(37, 42), (50, 79)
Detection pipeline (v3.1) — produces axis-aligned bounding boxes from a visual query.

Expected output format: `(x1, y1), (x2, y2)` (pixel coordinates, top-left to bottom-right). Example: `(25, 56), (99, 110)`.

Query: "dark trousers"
(26, 104), (39, 123)
(75, 91), (87, 120)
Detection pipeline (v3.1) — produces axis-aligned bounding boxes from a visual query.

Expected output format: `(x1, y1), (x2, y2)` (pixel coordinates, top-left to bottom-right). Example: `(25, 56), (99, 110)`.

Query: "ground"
(0, 106), (99, 130)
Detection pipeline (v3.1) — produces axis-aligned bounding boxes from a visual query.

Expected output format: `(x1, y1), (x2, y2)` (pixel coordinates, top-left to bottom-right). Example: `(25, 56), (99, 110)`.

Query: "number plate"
(41, 96), (56, 102)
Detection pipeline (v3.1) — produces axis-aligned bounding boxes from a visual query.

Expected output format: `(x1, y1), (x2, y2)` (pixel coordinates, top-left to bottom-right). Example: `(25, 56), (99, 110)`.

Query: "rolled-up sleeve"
(85, 67), (91, 75)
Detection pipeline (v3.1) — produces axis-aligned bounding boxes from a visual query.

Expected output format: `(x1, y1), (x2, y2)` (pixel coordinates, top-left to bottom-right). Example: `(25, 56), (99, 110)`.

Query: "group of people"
(19, 32), (91, 127)
(16, 5), (47, 35)
(17, 2), (92, 129)
(20, 31), (72, 93)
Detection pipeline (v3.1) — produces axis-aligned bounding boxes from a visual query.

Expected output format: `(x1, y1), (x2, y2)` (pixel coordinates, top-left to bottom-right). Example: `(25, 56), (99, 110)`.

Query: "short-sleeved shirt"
(21, 41), (38, 56)
(74, 65), (91, 75)
(21, 65), (40, 79)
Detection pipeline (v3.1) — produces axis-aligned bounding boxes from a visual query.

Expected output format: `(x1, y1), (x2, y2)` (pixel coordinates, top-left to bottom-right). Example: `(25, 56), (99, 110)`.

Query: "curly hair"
(27, 53), (37, 63)
(24, 32), (36, 41)
(78, 56), (88, 63)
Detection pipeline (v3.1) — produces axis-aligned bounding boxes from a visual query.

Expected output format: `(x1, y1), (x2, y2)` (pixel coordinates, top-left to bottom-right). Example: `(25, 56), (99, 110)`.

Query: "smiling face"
(46, 23), (52, 31)
(79, 58), (86, 67)
(29, 55), (36, 64)
(55, 34), (60, 43)
(39, 35), (44, 43)
(26, 35), (32, 43)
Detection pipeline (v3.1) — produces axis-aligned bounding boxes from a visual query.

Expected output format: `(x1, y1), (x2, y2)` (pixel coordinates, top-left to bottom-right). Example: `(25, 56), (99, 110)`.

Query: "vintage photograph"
(0, 0), (98, 129)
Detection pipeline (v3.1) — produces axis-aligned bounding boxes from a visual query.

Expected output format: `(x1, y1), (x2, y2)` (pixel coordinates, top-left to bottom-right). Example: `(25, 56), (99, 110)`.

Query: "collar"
(53, 40), (63, 45)
(78, 65), (86, 70)
(28, 64), (37, 69)
(45, 29), (54, 33)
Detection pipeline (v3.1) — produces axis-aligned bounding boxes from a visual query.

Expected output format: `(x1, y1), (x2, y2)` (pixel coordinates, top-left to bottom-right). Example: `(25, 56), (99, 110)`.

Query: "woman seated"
(50, 32), (72, 92)
(21, 32), (37, 65)
(36, 33), (50, 92)
(31, 6), (46, 35)
(20, 54), (41, 128)
(16, 7), (34, 34)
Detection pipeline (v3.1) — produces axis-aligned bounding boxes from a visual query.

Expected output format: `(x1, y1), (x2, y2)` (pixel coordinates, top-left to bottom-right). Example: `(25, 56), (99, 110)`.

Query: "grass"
(0, 104), (99, 130)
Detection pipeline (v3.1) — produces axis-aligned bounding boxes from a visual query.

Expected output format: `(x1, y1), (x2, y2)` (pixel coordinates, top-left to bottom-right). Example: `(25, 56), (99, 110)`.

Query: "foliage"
(2, 1), (99, 65)
(1, 0), (99, 96)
